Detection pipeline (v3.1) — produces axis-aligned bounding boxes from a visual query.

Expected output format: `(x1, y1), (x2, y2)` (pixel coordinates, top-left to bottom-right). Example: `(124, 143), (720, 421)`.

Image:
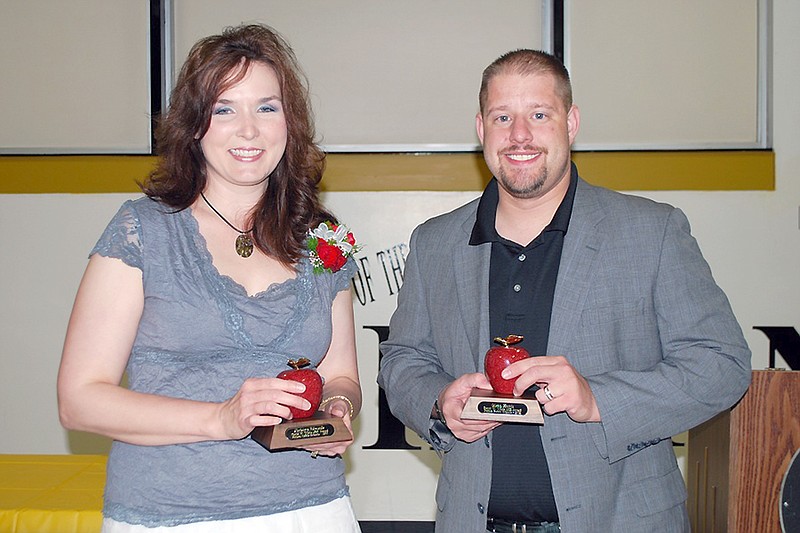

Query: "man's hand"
(437, 373), (501, 442)
(504, 355), (601, 422)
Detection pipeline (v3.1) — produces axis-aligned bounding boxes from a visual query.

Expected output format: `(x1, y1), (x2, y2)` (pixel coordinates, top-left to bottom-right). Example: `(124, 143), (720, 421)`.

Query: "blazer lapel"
(454, 215), (492, 371)
(549, 179), (606, 356)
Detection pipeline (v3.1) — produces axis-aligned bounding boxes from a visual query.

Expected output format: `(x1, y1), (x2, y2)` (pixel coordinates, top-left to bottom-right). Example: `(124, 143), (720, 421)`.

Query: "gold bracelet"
(319, 395), (355, 418)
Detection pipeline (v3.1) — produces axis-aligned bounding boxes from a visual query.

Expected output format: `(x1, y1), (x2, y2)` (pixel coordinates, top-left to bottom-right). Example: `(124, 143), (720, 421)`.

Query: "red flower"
(346, 232), (356, 247)
(316, 240), (347, 272)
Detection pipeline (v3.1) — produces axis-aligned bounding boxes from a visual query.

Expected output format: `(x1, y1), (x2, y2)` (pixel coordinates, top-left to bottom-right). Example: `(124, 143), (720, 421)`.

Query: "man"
(377, 49), (751, 532)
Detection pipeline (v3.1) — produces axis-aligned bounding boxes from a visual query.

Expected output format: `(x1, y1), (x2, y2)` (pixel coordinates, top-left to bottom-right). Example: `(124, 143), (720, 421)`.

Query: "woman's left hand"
(302, 401), (355, 457)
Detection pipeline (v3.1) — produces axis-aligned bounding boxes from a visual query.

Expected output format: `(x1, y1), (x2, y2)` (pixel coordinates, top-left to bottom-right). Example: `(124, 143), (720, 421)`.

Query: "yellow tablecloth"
(0, 454), (105, 533)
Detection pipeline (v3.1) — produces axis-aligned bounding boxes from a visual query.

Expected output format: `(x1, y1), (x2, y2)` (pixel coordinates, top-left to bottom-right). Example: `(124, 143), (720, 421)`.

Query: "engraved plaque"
(251, 411), (351, 451)
(461, 388), (544, 424)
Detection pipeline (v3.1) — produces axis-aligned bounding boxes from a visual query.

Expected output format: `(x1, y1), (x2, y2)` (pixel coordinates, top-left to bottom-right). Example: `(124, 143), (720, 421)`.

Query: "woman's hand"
(217, 377), (311, 440)
(302, 407), (355, 457)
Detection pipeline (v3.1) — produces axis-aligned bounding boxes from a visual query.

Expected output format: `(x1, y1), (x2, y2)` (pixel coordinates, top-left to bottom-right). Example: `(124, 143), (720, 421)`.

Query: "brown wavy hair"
(142, 24), (333, 265)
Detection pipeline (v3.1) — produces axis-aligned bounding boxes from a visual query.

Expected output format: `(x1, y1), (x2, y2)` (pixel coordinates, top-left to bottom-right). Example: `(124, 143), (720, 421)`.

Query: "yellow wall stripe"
(0, 151), (774, 194)
(0, 156), (154, 194)
(572, 150), (774, 191)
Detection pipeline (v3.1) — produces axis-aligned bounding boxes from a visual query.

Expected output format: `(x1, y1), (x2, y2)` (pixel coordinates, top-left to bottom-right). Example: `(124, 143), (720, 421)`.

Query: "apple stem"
(287, 357), (312, 370)
(492, 334), (524, 347)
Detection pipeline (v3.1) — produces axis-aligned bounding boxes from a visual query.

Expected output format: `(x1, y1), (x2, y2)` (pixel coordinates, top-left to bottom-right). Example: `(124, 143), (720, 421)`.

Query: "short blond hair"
(479, 49), (573, 114)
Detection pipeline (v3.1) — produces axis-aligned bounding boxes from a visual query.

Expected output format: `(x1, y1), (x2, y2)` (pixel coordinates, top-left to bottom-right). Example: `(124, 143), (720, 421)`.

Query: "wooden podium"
(688, 370), (800, 532)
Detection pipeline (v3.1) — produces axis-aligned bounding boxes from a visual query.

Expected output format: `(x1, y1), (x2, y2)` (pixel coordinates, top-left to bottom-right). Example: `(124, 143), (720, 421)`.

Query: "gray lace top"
(91, 197), (355, 527)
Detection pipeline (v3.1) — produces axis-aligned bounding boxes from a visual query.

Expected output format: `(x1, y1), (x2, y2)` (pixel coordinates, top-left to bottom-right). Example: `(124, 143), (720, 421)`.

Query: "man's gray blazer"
(378, 174), (751, 532)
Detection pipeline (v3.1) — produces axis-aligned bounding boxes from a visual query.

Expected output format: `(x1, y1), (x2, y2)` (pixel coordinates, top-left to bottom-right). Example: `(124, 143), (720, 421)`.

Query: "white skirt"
(102, 496), (361, 533)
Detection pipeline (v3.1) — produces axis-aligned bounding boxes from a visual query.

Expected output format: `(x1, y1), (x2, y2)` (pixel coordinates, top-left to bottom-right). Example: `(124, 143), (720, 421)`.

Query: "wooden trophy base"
(251, 411), (351, 451)
(461, 388), (544, 424)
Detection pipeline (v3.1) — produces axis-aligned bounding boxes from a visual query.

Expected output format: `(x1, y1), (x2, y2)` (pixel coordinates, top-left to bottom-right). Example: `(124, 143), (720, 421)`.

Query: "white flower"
(312, 223), (335, 241)
(332, 224), (348, 243)
(311, 222), (354, 253)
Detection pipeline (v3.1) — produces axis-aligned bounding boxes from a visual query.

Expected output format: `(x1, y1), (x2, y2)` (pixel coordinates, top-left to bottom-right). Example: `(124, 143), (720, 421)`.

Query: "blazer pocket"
(630, 466), (687, 517)
(580, 297), (646, 328)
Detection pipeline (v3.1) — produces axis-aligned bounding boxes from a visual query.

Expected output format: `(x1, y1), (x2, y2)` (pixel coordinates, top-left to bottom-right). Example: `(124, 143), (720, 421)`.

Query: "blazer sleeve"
(377, 227), (458, 452)
(587, 206), (752, 463)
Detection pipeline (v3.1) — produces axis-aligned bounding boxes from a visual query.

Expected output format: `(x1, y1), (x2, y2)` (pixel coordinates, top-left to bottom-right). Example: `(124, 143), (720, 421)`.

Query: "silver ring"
(543, 385), (554, 401)
(310, 451), (319, 459)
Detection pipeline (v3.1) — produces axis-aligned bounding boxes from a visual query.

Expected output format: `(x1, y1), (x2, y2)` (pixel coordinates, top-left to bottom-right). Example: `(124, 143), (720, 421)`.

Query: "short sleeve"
(90, 200), (144, 271)
(330, 256), (357, 294)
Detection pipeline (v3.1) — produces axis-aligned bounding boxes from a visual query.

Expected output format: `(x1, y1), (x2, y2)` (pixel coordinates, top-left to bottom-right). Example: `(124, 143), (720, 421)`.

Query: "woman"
(57, 24), (362, 532)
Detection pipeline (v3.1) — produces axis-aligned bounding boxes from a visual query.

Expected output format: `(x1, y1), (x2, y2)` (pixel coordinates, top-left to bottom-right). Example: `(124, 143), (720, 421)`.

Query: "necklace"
(200, 192), (254, 258)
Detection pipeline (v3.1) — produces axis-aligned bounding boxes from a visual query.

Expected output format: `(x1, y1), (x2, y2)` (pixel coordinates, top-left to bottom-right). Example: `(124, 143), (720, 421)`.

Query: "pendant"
(235, 233), (254, 258)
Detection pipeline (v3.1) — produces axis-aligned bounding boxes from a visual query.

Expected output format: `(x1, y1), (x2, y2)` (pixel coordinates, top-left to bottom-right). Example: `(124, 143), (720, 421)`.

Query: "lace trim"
(270, 258), (313, 352)
(104, 487), (349, 527)
(181, 208), (313, 351)
(185, 204), (251, 348)
(90, 201), (144, 270)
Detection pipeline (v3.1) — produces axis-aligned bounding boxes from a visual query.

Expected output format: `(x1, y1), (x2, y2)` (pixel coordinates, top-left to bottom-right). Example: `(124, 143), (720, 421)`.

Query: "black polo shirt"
(468, 172), (577, 523)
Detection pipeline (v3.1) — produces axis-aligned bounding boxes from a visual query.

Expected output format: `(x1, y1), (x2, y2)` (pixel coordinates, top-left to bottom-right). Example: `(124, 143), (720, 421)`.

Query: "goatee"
(497, 168), (549, 199)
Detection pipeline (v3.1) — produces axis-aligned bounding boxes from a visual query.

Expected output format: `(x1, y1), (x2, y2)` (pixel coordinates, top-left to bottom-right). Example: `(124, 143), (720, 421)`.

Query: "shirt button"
(484, 435), (490, 448)
(477, 503), (485, 514)
(513, 284), (521, 292)
(518, 254), (526, 261)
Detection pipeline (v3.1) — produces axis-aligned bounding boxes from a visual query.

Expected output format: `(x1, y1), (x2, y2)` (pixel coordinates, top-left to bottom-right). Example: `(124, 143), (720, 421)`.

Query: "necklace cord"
(200, 192), (253, 234)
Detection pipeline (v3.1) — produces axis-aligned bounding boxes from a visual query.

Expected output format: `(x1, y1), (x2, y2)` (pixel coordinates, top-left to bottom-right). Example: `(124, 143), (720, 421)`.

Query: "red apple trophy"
(461, 335), (544, 424)
(251, 358), (352, 450)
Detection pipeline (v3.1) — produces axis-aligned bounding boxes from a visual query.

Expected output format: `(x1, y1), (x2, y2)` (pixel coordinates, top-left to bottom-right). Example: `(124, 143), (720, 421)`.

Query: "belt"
(486, 517), (561, 533)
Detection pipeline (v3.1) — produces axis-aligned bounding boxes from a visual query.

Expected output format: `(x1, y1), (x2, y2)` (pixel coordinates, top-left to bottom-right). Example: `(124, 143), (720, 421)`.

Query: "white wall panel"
(567, 0), (761, 149)
(0, 1), (150, 153)
(172, 0), (543, 151)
